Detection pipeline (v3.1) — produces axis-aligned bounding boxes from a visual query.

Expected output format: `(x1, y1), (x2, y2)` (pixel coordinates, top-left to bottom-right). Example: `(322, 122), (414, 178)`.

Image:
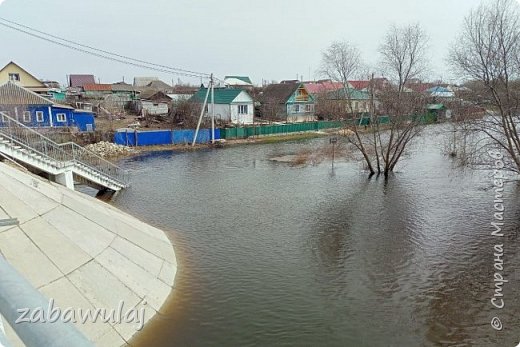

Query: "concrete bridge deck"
(0, 162), (177, 346)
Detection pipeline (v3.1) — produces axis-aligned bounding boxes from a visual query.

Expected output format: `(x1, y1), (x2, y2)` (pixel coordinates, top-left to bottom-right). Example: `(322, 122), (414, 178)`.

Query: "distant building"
(224, 76), (253, 89)
(69, 74), (96, 88)
(427, 86), (455, 99)
(0, 82), (95, 132)
(349, 78), (390, 92)
(0, 61), (50, 96)
(133, 77), (159, 88)
(321, 88), (373, 117)
(82, 83), (112, 98)
(138, 90), (172, 116)
(260, 82), (315, 122)
(167, 86), (198, 102)
(191, 87), (254, 124)
(303, 80), (347, 97)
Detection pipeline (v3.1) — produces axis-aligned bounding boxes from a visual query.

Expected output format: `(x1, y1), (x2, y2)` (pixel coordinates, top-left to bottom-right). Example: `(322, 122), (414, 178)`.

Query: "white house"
(191, 87), (254, 124)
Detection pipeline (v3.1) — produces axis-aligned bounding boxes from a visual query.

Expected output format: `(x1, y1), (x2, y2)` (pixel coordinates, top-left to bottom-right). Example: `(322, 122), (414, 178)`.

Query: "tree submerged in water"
(320, 24), (430, 178)
(450, 0), (520, 174)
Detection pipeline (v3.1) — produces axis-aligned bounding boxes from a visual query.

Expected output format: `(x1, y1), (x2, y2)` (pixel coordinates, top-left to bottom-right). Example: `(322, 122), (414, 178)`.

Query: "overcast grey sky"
(0, 0), (499, 86)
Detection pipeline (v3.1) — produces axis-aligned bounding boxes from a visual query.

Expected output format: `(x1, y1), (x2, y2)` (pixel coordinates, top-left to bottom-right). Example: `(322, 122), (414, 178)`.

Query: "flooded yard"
(111, 125), (520, 346)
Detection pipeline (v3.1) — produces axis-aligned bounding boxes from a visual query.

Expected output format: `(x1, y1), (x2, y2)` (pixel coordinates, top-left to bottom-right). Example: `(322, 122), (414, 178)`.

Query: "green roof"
(224, 76), (252, 84)
(328, 88), (370, 100)
(191, 88), (244, 104)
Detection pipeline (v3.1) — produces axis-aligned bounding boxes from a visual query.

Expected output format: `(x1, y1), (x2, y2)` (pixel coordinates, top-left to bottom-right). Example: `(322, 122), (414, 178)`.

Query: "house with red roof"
(82, 83), (112, 98)
(68, 74), (96, 89)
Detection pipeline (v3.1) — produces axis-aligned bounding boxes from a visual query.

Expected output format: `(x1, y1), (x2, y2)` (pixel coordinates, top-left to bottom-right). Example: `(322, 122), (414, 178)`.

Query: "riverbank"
(103, 130), (334, 160)
(0, 162), (177, 347)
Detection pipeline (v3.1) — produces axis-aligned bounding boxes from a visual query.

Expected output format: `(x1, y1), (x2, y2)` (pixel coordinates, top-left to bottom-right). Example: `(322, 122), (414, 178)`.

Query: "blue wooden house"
(0, 82), (95, 132)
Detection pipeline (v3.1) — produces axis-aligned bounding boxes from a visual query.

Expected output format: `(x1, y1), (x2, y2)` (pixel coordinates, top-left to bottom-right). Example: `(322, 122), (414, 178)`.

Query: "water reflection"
(111, 126), (520, 347)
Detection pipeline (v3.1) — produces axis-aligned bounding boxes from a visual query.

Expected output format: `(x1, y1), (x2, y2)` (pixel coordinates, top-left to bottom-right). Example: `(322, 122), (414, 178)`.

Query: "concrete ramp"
(0, 162), (177, 346)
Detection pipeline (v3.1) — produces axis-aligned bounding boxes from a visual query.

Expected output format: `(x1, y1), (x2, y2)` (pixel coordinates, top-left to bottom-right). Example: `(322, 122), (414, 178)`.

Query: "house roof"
(328, 88), (370, 100)
(0, 61), (46, 88)
(224, 76), (253, 85)
(191, 88), (245, 104)
(0, 81), (53, 105)
(427, 103), (446, 110)
(349, 78), (389, 91)
(261, 82), (301, 103)
(69, 75), (96, 88)
(134, 77), (158, 87)
(304, 81), (344, 95)
(139, 89), (172, 101)
(145, 80), (173, 91)
(111, 82), (135, 92)
(83, 83), (112, 92)
(348, 81), (370, 90)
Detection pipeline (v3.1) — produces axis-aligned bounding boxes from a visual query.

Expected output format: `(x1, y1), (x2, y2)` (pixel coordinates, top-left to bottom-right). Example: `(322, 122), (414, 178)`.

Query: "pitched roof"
(328, 88), (370, 100)
(224, 76), (253, 85)
(111, 82), (135, 92)
(134, 77), (158, 87)
(146, 80), (173, 91)
(304, 81), (344, 95)
(0, 81), (53, 105)
(261, 82), (301, 103)
(0, 61), (45, 88)
(191, 88), (244, 104)
(348, 80), (370, 90)
(139, 89), (172, 101)
(69, 74), (96, 88)
(83, 83), (112, 92)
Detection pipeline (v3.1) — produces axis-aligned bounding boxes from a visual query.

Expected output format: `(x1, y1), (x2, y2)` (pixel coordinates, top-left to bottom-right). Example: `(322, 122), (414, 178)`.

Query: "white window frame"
(23, 111), (31, 123)
(36, 111), (44, 122)
(8, 73), (20, 82)
(56, 113), (66, 122)
(294, 104), (301, 113)
(238, 104), (248, 115)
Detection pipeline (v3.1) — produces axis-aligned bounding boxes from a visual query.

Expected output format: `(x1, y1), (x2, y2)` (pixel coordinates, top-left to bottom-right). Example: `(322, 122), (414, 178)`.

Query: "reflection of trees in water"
(307, 175), (420, 339)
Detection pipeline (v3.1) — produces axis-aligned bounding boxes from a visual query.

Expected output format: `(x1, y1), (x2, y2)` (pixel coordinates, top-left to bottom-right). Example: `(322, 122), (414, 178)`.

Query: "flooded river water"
(111, 126), (520, 346)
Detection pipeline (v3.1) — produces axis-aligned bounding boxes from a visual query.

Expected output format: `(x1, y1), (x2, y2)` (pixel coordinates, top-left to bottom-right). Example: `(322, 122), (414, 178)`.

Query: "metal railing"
(0, 113), (129, 187)
(0, 255), (94, 347)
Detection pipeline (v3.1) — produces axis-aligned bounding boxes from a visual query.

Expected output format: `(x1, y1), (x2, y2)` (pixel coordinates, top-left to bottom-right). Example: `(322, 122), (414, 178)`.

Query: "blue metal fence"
(114, 128), (221, 146)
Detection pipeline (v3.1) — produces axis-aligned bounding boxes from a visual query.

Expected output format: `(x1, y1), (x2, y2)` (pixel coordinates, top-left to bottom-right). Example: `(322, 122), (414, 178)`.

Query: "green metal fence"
(220, 121), (348, 140)
(220, 115), (436, 140)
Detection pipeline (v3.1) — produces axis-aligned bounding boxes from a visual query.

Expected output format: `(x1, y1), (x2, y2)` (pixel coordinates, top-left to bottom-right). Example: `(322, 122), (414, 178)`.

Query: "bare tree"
(168, 99), (201, 129)
(321, 25), (429, 177)
(450, 0), (520, 173)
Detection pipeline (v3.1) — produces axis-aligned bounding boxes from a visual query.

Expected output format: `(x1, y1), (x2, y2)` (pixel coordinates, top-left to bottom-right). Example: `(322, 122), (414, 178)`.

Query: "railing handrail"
(0, 112), (129, 187)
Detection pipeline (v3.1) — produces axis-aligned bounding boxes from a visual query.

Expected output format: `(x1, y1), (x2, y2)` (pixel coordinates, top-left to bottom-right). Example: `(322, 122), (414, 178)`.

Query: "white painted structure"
(0, 162), (176, 347)
(208, 90), (254, 125)
(141, 100), (169, 116)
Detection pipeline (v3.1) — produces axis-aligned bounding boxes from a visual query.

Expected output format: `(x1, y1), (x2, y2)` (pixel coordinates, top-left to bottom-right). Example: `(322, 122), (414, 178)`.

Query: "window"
(294, 104), (301, 113)
(8, 73), (20, 82)
(305, 104), (314, 112)
(238, 105), (248, 115)
(23, 111), (31, 123)
(56, 113), (66, 122)
(36, 111), (44, 122)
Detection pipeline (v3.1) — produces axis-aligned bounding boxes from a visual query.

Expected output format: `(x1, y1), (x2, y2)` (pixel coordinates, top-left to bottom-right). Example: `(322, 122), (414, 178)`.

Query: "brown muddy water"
(110, 125), (520, 347)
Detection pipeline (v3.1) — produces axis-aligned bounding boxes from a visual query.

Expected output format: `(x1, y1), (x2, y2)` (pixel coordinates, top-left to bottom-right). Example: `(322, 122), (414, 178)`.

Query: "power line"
(0, 17), (211, 79)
